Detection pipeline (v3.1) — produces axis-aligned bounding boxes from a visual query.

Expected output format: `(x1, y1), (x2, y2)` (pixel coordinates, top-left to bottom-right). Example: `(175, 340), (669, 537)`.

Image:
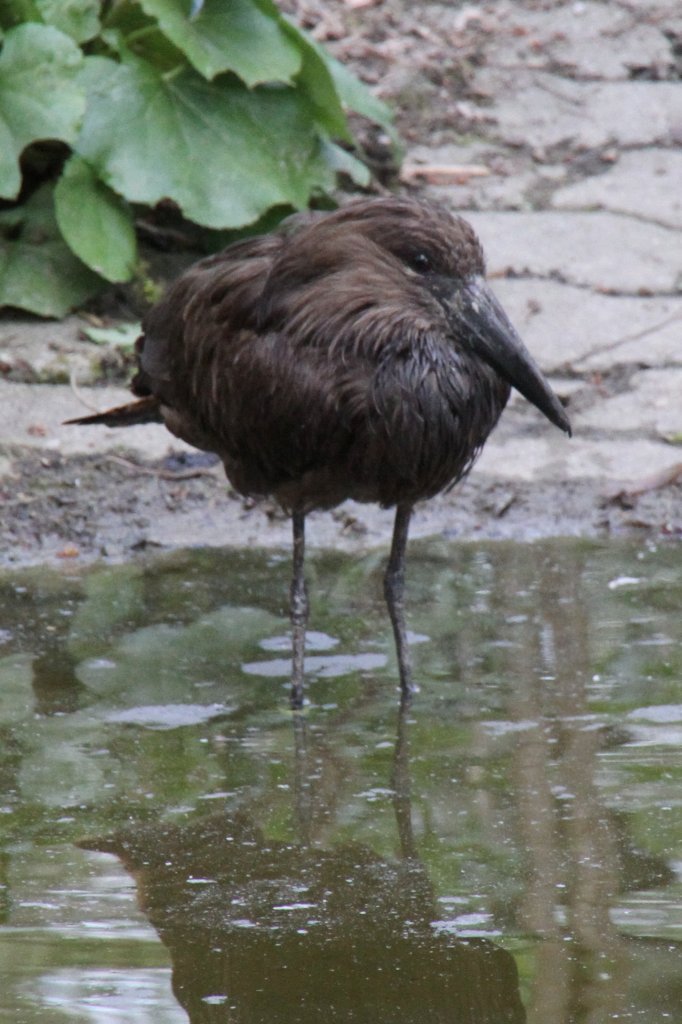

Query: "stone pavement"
(403, 0), (682, 493)
(0, 0), (680, 554)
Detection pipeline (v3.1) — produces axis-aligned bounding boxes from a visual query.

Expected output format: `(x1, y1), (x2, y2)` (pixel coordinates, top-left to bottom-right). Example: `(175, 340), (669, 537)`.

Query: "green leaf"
(0, 23), (85, 199)
(322, 141), (371, 188)
(35, 0), (100, 43)
(76, 55), (338, 229)
(0, 4), (396, 319)
(82, 321), (140, 349)
(325, 50), (397, 137)
(282, 19), (350, 140)
(102, 13), (194, 75)
(138, 0), (301, 84)
(55, 154), (136, 282)
(79, 51), (124, 93)
(0, 183), (102, 317)
(295, 25), (399, 147)
(0, 1), (39, 31)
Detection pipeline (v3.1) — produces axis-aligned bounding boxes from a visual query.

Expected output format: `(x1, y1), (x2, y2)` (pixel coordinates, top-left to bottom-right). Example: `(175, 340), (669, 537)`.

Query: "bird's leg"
(384, 502), (416, 704)
(290, 509), (309, 709)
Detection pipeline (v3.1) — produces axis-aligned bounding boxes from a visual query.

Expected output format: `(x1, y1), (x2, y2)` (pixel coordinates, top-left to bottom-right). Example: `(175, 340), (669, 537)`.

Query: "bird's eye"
(409, 252), (432, 273)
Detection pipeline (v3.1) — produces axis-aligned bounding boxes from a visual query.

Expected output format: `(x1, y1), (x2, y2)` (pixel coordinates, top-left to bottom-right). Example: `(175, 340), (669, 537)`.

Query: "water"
(0, 538), (681, 1022)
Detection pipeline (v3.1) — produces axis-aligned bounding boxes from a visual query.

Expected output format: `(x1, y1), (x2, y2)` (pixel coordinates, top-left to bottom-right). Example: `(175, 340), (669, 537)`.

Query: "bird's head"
(266, 197), (570, 437)
(345, 198), (571, 436)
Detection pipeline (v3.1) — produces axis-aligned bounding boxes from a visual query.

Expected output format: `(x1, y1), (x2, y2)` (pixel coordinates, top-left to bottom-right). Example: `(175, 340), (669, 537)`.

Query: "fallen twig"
(69, 366), (102, 414)
(400, 163), (491, 186)
(602, 462), (682, 501)
(106, 454), (221, 482)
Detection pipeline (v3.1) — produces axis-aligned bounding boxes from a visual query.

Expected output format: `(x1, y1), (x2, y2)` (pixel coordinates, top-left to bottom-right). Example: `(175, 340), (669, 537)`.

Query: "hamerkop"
(69, 197), (571, 706)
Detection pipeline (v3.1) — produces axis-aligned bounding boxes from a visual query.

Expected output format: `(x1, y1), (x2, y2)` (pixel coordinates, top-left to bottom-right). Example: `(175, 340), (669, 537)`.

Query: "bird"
(68, 196), (570, 707)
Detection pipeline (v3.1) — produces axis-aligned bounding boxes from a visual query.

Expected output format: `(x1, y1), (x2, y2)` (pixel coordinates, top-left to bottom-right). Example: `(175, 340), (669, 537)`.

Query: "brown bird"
(69, 196), (570, 707)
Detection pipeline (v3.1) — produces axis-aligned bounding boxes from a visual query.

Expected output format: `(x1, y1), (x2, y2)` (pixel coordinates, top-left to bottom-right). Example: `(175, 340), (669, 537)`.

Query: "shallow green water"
(0, 537), (681, 1022)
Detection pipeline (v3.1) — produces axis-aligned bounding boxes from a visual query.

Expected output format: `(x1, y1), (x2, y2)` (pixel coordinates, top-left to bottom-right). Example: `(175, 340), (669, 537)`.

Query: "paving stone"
(574, 368), (682, 436)
(0, 316), (132, 384)
(410, 143), (542, 211)
(552, 149), (682, 229)
(483, 1), (674, 81)
(465, 210), (681, 293)
(475, 432), (678, 484)
(487, 280), (682, 372)
(0, 382), (192, 463)
(474, 72), (682, 151)
(427, 173), (540, 213)
(574, 308), (682, 371)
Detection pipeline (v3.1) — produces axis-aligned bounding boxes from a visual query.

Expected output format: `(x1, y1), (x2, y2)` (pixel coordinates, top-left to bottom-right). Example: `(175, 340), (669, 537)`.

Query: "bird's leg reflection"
(290, 509), (309, 708)
(78, 702), (527, 1021)
(384, 502), (417, 702)
(292, 710), (312, 846)
(391, 700), (418, 861)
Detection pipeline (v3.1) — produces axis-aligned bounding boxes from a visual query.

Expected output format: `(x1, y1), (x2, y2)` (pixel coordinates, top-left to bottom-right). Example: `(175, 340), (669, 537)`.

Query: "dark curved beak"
(446, 276), (571, 436)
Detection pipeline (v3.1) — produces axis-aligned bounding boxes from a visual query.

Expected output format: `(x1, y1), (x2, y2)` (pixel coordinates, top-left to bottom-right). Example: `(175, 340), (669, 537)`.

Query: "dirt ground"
(5, 443), (679, 568)
(1, 0), (681, 568)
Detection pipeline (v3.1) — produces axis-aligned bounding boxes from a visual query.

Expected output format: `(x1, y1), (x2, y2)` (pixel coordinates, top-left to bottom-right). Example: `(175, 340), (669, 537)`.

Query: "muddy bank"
(2, 443), (679, 570)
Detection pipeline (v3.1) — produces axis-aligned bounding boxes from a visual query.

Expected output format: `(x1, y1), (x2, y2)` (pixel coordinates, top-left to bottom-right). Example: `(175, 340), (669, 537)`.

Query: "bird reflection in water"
(69, 197), (570, 707)
(80, 708), (526, 1023)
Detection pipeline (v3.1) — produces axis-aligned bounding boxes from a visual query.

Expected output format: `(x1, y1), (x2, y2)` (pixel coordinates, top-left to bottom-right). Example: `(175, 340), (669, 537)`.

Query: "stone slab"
(574, 368), (682, 436)
(475, 433), (679, 484)
(465, 210), (682, 293)
(487, 280), (682, 372)
(483, 1), (674, 81)
(0, 316), (133, 385)
(409, 143), (541, 212)
(552, 149), (682, 229)
(0, 382), (193, 462)
(474, 72), (682, 152)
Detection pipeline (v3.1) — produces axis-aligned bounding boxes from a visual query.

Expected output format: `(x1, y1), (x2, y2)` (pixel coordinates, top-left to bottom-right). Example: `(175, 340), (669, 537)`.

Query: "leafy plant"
(0, 0), (395, 317)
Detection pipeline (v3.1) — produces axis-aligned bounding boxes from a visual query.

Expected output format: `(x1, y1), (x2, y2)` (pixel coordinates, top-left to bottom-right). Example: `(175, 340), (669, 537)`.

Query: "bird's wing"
(130, 218), (468, 506)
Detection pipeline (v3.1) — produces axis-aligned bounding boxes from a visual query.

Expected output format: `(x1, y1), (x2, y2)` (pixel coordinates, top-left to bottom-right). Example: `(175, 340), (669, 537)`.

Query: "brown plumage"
(69, 196), (570, 706)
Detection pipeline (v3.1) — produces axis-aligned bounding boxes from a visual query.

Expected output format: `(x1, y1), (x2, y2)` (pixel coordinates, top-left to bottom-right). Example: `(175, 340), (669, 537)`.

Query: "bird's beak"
(447, 276), (571, 436)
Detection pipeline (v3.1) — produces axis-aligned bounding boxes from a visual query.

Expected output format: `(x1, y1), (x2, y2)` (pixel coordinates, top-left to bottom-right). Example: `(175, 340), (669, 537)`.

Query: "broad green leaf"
(0, 184), (102, 317)
(35, 0), (100, 42)
(295, 25), (399, 146)
(0, 23), (85, 199)
(55, 155), (136, 283)
(138, 0), (301, 84)
(282, 19), (349, 140)
(0, 1), (39, 31)
(323, 141), (371, 188)
(79, 51), (126, 92)
(76, 55), (338, 229)
(101, 2), (156, 45)
(82, 321), (140, 349)
(325, 50), (397, 138)
(102, 16), (191, 76)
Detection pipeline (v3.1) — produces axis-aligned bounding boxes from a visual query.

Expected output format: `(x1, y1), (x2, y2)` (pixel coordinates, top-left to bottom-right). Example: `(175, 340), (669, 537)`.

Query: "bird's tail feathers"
(65, 396), (162, 427)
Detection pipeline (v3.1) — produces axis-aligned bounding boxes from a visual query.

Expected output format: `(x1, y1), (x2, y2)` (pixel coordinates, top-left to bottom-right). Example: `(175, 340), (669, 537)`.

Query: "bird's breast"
(363, 345), (510, 506)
